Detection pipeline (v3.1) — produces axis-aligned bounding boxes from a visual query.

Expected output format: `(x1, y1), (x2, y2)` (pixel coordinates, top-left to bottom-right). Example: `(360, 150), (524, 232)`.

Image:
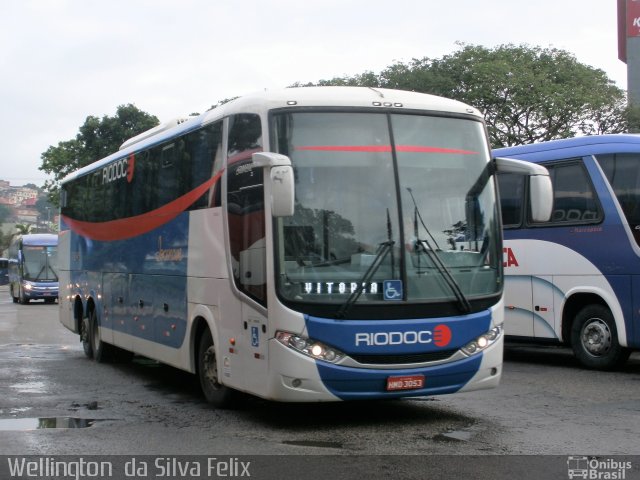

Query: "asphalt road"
(1, 285), (639, 479)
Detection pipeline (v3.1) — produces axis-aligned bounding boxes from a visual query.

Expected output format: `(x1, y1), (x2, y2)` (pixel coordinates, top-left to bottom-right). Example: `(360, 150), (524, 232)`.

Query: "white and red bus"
(59, 87), (551, 405)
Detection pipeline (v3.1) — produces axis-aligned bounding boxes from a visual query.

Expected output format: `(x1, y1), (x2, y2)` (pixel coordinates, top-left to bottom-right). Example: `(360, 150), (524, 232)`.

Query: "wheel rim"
(202, 346), (221, 391)
(580, 318), (612, 357)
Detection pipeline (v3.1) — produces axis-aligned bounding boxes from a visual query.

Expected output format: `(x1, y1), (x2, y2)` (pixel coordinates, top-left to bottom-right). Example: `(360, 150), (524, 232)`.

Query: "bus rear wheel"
(81, 315), (93, 358)
(88, 308), (116, 363)
(571, 305), (630, 370)
(198, 329), (235, 408)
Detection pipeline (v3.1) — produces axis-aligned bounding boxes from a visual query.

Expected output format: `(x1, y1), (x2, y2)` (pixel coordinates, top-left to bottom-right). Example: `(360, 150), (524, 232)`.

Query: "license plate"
(386, 374), (425, 391)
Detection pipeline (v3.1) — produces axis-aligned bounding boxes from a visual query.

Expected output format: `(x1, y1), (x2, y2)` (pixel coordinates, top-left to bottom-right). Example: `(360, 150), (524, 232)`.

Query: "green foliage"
(297, 44), (628, 147)
(39, 104), (159, 205)
(0, 204), (12, 224)
(15, 223), (35, 235)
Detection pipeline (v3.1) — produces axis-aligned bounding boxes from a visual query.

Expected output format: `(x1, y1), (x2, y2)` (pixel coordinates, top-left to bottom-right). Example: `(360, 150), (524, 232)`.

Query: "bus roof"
(61, 87), (483, 184)
(18, 233), (58, 247)
(493, 134), (640, 163)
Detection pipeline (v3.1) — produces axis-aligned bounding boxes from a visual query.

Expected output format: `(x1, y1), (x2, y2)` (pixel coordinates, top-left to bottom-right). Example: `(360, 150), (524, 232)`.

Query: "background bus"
(59, 87), (550, 406)
(495, 134), (640, 369)
(0, 258), (8, 285)
(8, 233), (59, 304)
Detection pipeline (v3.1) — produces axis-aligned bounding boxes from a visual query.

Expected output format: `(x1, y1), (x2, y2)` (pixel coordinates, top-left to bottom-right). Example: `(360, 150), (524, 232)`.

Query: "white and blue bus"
(8, 233), (58, 304)
(59, 87), (551, 405)
(495, 134), (640, 370)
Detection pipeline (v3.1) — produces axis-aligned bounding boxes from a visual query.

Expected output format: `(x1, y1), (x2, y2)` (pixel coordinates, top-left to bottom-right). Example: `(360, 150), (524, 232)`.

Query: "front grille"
(349, 349), (457, 365)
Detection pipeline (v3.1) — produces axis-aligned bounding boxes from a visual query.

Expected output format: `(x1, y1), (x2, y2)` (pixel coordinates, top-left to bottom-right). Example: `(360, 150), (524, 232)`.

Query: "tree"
(0, 204), (12, 224)
(39, 104), (159, 205)
(298, 44), (629, 147)
(15, 223), (35, 235)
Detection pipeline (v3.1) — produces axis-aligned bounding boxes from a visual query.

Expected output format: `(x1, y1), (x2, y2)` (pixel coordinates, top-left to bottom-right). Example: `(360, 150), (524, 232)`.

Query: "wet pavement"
(0, 284), (639, 457)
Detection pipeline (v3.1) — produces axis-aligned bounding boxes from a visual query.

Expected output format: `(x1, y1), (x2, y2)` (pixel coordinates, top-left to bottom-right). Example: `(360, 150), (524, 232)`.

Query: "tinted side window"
(497, 173), (525, 228)
(536, 161), (601, 225)
(597, 152), (640, 245)
(226, 114), (266, 305)
(184, 121), (223, 210)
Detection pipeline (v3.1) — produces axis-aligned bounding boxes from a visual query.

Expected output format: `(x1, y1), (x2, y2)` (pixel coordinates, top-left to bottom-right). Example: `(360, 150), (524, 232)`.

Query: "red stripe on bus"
(62, 170), (223, 242)
(295, 145), (477, 154)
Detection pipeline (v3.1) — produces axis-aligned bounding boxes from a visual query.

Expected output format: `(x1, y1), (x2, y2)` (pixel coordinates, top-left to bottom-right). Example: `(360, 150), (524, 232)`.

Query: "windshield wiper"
(415, 240), (471, 313)
(407, 187), (471, 314)
(335, 240), (395, 319)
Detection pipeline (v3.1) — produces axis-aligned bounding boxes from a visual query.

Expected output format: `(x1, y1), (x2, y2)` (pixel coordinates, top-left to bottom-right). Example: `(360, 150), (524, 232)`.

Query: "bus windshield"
(273, 111), (500, 310)
(22, 245), (58, 282)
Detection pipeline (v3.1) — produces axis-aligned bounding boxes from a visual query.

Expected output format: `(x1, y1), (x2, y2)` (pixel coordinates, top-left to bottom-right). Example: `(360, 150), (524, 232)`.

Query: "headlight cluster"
(461, 324), (503, 356)
(276, 331), (345, 363)
(22, 282), (33, 291)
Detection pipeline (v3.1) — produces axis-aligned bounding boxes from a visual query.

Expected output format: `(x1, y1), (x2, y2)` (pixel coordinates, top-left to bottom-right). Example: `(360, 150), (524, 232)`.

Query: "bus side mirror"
(495, 157), (553, 223)
(252, 152), (295, 217)
(528, 175), (553, 223)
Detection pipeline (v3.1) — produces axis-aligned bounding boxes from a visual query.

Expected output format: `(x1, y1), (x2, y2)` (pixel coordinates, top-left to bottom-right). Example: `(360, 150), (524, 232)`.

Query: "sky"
(0, 0), (628, 187)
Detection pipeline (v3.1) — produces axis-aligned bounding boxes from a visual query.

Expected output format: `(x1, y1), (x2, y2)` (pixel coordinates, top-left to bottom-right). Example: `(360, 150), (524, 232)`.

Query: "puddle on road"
(10, 381), (47, 394)
(434, 430), (473, 442)
(282, 440), (344, 449)
(0, 417), (95, 431)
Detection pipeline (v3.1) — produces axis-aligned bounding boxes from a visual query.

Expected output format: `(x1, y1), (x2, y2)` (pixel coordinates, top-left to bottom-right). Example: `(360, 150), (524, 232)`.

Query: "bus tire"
(81, 315), (93, 359)
(19, 287), (29, 304)
(571, 305), (630, 370)
(198, 329), (235, 408)
(89, 308), (115, 363)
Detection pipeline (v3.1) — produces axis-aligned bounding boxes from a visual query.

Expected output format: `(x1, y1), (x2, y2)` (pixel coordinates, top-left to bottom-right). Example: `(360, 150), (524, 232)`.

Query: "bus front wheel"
(571, 305), (630, 370)
(18, 287), (29, 305)
(198, 329), (235, 408)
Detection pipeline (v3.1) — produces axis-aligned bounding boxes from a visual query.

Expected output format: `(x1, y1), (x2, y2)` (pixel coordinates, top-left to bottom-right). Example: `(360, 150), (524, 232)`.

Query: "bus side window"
(533, 161), (602, 226)
(497, 173), (525, 228)
(182, 120), (223, 210)
(226, 114), (266, 305)
(597, 152), (640, 246)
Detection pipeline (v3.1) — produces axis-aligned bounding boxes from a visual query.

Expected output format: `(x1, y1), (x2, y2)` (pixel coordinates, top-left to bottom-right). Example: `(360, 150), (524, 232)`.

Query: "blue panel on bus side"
(314, 353), (483, 400)
(305, 310), (492, 356)
(63, 213), (190, 349)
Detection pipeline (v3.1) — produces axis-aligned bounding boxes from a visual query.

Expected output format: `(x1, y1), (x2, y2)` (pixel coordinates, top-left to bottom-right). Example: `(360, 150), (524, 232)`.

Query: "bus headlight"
(461, 325), (503, 356)
(22, 282), (33, 291)
(276, 331), (345, 363)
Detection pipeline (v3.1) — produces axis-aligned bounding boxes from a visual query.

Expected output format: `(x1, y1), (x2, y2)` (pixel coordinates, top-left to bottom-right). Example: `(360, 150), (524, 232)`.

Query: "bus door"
(226, 113), (268, 393)
(503, 273), (534, 337)
(532, 275), (556, 338)
(503, 248), (557, 338)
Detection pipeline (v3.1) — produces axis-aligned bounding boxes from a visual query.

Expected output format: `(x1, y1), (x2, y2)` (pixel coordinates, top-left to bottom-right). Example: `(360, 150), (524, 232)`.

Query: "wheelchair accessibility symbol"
(251, 326), (259, 347)
(383, 280), (403, 301)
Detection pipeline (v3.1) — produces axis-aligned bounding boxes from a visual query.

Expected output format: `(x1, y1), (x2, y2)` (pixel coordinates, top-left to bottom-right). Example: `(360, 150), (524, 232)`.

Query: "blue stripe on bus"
(304, 311), (491, 399)
(305, 310), (492, 355)
(65, 213), (190, 349)
(315, 353), (483, 400)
